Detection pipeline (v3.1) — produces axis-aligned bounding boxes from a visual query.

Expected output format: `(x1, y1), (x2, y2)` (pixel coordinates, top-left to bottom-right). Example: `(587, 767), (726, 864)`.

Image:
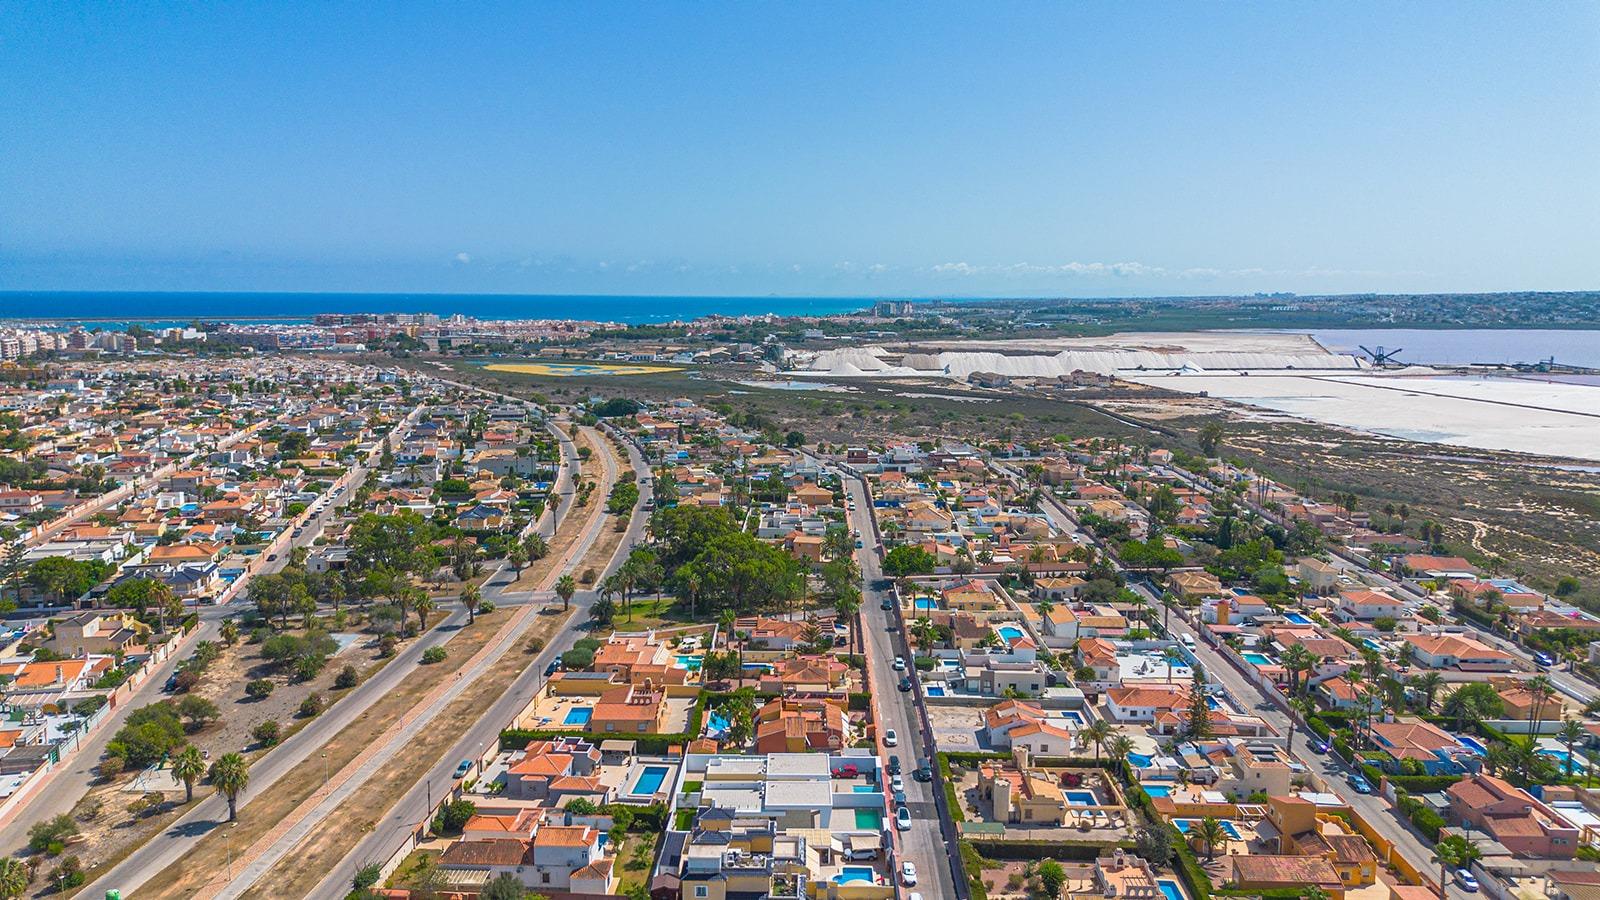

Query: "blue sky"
(2, 2), (1597, 298)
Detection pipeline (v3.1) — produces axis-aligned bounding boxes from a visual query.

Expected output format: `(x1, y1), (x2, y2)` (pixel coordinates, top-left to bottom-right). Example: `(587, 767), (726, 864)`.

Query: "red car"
(831, 765), (859, 779)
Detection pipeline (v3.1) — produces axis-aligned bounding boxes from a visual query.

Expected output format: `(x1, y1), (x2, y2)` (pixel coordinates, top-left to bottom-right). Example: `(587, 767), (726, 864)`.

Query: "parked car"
(1311, 740), (1330, 754)
(893, 788), (907, 805)
(163, 673), (179, 693)
(880, 598), (894, 611)
(544, 660), (561, 677)
(1347, 773), (1373, 794)
(832, 764), (859, 779)
(1456, 869), (1479, 892)
(892, 656), (906, 671)
(883, 729), (898, 747)
(898, 677), (912, 692)
(913, 764), (933, 782)
(901, 862), (918, 886)
(454, 759), (473, 778)
(895, 806), (911, 830)
(891, 774), (904, 792)
(888, 756), (902, 775)
(1534, 651), (1557, 668)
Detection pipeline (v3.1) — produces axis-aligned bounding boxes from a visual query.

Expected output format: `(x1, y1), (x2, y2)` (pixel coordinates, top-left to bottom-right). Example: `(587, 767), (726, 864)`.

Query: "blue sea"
(0, 291), (891, 326)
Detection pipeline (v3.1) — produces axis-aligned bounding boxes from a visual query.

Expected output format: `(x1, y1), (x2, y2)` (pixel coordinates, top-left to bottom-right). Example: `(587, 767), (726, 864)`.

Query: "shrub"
(353, 863), (383, 889)
(172, 668), (202, 693)
(253, 720), (281, 746)
(28, 814), (78, 855)
(299, 694), (325, 718)
(334, 666), (359, 689)
(526, 636), (546, 654)
(421, 647), (448, 665)
(106, 703), (185, 767)
(431, 799), (477, 834)
(561, 647), (594, 669)
(378, 635), (398, 658)
(98, 755), (125, 779)
(177, 695), (220, 731)
(48, 854), (86, 890)
(245, 679), (275, 700)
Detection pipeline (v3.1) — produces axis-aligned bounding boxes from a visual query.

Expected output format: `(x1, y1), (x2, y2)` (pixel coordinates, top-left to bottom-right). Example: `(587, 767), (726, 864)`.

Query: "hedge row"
(1389, 774), (1463, 793)
(965, 838), (1127, 861)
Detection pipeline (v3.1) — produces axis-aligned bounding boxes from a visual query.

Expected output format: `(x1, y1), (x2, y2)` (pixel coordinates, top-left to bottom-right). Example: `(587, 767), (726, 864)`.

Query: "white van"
(1179, 634), (1196, 650)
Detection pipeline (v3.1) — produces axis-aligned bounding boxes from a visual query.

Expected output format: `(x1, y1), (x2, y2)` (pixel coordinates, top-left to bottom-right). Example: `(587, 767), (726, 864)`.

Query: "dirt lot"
(58, 624), (392, 884)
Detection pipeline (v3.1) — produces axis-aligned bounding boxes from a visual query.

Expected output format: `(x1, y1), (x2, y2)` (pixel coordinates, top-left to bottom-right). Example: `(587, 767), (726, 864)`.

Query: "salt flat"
(1125, 370), (1600, 461)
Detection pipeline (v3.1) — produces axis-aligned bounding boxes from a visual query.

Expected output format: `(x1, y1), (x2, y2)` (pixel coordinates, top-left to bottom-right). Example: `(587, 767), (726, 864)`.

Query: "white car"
(1456, 869), (1479, 892)
(892, 656), (906, 671)
(891, 774), (904, 792)
(895, 805), (911, 830)
(883, 729), (898, 747)
(901, 862), (918, 886)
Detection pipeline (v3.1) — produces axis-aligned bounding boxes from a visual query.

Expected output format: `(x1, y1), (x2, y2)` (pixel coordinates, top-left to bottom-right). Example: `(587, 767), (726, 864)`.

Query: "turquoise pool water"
(674, 654), (703, 671)
(1065, 790), (1098, 805)
(1159, 879), (1183, 900)
(835, 866), (876, 883)
(1241, 652), (1272, 665)
(914, 598), (937, 611)
(852, 784), (875, 793)
(706, 711), (730, 735)
(854, 808), (882, 829)
(1142, 784), (1171, 797)
(563, 707), (593, 726)
(1175, 819), (1241, 839)
(998, 626), (1024, 642)
(925, 686), (945, 697)
(1284, 613), (1313, 625)
(632, 765), (670, 795)
(1128, 753), (1153, 767)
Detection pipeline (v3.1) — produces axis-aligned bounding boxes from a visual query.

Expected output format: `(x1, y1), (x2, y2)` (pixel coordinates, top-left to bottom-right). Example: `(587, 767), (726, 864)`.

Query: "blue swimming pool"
(835, 866), (876, 884)
(1142, 784), (1171, 798)
(1175, 819), (1241, 839)
(1457, 736), (1489, 755)
(632, 765), (670, 795)
(853, 784), (875, 793)
(1241, 651), (1272, 665)
(914, 598), (937, 611)
(1158, 879), (1184, 900)
(1128, 753), (1154, 768)
(706, 712), (730, 735)
(563, 707), (593, 726)
(1284, 613), (1312, 625)
(674, 654), (703, 671)
(925, 686), (945, 697)
(1065, 790), (1098, 805)
(1061, 710), (1085, 724)
(998, 626), (1024, 642)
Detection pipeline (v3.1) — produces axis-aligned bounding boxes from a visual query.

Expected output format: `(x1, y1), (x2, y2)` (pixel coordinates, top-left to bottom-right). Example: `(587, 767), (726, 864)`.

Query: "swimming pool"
(631, 765), (670, 795)
(835, 866), (877, 884)
(1128, 753), (1154, 768)
(1540, 748), (1574, 766)
(925, 686), (946, 697)
(673, 654), (703, 671)
(562, 707), (593, 726)
(1284, 613), (1313, 625)
(854, 808), (882, 829)
(1065, 790), (1098, 805)
(1241, 651), (1273, 666)
(852, 784), (876, 793)
(1457, 736), (1489, 755)
(706, 712), (730, 735)
(1141, 783), (1171, 797)
(1158, 879), (1184, 900)
(1175, 819), (1241, 839)
(1061, 710), (1085, 725)
(914, 598), (937, 611)
(998, 626), (1024, 642)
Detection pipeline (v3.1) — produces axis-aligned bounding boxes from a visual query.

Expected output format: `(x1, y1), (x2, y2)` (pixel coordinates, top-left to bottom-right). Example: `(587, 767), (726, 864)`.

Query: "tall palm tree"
(172, 745), (206, 804)
(414, 593), (435, 632)
(462, 583), (482, 626)
(0, 857), (28, 899)
(1084, 720), (1113, 762)
(1107, 735), (1136, 773)
(1280, 644), (1316, 696)
(835, 589), (862, 656)
(1527, 675), (1556, 737)
(1557, 718), (1586, 779)
(209, 752), (250, 822)
(555, 574), (576, 612)
(1408, 671), (1444, 712)
(1193, 817), (1228, 862)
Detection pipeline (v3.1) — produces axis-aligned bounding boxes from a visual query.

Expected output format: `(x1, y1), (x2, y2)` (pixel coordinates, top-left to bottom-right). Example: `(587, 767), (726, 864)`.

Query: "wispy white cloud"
(453, 251), (472, 265)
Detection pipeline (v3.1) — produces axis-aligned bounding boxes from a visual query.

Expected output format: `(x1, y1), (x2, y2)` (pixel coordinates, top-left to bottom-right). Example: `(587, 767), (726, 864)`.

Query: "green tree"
(555, 573), (576, 611)
(1192, 816), (1228, 861)
(1037, 858), (1066, 898)
(0, 857), (28, 898)
(1083, 720), (1113, 761)
(171, 745), (206, 804)
(209, 752), (250, 822)
(882, 545), (935, 577)
(1197, 422), (1225, 457)
(1185, 671), (1212, 739)
(1431, 835), (1480, 900)
(1557, 717), (1586, 778)
(1443, 682), (1505, 730)
(482, 872), (527, 900)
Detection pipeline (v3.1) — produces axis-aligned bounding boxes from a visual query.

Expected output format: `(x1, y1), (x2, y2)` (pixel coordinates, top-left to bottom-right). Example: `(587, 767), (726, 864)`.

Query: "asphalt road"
(80, 409), (566, 896)
(302, 429), (651, 898)
(841, 474), (956, 900)
(0, 420), (401, 860)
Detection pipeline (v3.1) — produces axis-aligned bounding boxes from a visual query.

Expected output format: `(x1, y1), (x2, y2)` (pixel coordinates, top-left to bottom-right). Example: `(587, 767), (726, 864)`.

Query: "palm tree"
(1107, 734), (1135, 772)
(835, 589), (861, 656)
(1527, 675), (1556, 736)
(911, 617), (936, 655)
(462, 583), (482, 626)
(172, 744), (206, 804)
(1408, 671), (1444, 712)
(414, 593), (435, 632)
(1035, 599), (1055, 624)
(1193, 817), (1228, 862)
(1557, 718), (1585, 778)
(1084, 720), (1113, 762)
(1280, 644), (1316, 696)
(555, 574), (576, 612)
(1287, 697), (1312, 755)
(1431, 835), (1480, 900)
(209, 752), (250, 822)
(0, 857), (28, 899)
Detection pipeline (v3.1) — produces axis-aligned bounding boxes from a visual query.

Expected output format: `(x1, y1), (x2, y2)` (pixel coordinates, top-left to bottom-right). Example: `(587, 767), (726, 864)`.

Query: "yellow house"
(1266, 796), (1377, 888)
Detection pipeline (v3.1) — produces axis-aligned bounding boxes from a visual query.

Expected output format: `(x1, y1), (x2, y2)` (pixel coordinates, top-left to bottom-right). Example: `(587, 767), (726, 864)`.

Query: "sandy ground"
(505, 426), (616, 592)
(121, 608), (512, 899)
